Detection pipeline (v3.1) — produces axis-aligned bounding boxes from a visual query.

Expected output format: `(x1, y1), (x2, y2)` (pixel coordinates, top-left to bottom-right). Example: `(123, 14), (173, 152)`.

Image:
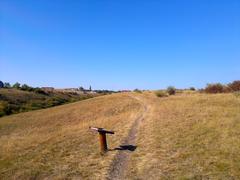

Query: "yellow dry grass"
(1, 92), (240, 179)
(126, 92), (240, 179)
(0, 93), (142, 179)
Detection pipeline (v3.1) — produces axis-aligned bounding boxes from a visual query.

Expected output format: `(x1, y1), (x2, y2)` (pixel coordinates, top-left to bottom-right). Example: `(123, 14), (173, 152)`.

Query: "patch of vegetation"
(94, 90), (115, 94)
(205, 83), (227, 93)
(167, 86), (176, 95)
(204, 80), (240, 94)
(12, 82), (21, 89)
(0, 88), (97, 117)
(155, 91), (168, 98)
(134, 89), (142, 93)
(228, 81), (240, 92)
(0, 82), (53, 95)
(0, 101), (11, 116)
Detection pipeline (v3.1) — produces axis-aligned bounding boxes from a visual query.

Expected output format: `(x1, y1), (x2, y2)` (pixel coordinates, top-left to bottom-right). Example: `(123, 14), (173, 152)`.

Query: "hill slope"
(126, 93), (240, 179)
(0, 93), (142, 179)
(0, 88), (96, 117)
(0, 92), (240, 179)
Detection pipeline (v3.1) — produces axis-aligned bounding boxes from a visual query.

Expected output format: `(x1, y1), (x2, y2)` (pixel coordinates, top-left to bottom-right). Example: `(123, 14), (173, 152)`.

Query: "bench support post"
(89, 127), (114, 154)
(99, 132), (108, 153)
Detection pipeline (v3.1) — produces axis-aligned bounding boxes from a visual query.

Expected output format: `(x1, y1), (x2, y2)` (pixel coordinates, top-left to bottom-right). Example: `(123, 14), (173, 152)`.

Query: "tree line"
(0, 81), (47, 94)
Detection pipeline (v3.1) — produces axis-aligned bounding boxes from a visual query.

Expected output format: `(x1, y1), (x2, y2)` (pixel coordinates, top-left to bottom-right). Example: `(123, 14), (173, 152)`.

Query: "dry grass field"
(127, 92), (240, 179)
(0, 92), (240, 179)
(0, 93), (143, 179)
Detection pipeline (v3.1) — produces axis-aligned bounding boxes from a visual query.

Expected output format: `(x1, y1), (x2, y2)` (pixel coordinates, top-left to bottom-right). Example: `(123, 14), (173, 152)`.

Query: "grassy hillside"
(0, 92), (240, 179)
(127, 93), (240, 179)
(0, 88), (97, 117)
(0, 93), (142, 179)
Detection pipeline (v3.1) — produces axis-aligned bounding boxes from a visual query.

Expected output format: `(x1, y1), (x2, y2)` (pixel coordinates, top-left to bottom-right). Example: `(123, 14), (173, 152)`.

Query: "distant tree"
(189, 87), (195, 91)
(167, 86), (176, 95)
(134, 89), (142, 93)
(89, 86), (92, 91)
(228, 80), (240, 92)
(0, 81), (4, 88)
(79, 86), (85, 91)
(4, 82), (11, 88)
(13, 82), (21, 89)
(21, 84), (33, 91)
(205, 83), (225, 93)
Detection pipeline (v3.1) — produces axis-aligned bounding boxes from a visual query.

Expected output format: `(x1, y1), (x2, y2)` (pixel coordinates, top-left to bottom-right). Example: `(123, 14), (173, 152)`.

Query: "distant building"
(0, 81), (4, 88)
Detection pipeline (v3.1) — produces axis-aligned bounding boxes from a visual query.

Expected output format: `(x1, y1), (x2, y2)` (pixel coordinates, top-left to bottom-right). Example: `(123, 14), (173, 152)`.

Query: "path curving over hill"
(107, 94), (151, 180)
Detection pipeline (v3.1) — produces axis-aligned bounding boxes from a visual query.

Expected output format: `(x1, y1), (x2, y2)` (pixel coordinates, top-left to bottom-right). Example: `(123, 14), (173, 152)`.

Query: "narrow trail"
(107, 95), (150, 180)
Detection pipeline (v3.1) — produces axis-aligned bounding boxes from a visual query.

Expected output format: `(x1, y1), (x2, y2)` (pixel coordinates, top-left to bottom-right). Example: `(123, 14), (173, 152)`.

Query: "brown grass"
(0, 93), (142, 179)
(126, 92), (240, 179)
(1, 92), (240, 179)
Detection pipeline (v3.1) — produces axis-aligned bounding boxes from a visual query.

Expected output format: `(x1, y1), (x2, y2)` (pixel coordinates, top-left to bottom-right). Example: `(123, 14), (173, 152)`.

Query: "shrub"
(155, 91), (168, 98)
(0, 101), (11, 117)
(205, 83), (225, 93)
(134, 89), (142, 93)
(12, 82), (21, 89)
(21, 84), (34, 91)
(228, 81), (240, 92)
(34, 88), (48, 95)
(0, 81), (4, 88)
(167, 86), (176, 95)
(4, 82), (11, 88)
(189, 87), (195, 91)
(223, 85), (232, 93)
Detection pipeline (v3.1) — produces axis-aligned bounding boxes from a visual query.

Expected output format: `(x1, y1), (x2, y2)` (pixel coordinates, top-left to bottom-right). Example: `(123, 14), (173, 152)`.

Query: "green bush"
(0, 81), (4, 88)
(4, 82), (11, 88)
(155, 91), (168, 98)
(21, 84), (34, 91)
(0, 101), (11, 117)
(134, 89), (142, 93)
(12, 82), (21, 89)
(167, 86), (176, 95)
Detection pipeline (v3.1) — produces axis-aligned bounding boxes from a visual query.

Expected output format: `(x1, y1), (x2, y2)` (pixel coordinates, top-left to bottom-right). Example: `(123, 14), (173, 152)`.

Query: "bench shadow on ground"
(109, 145), (137, 152)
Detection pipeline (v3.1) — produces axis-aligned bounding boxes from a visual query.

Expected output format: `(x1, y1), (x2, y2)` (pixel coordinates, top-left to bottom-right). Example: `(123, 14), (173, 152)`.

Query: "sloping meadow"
(0, 93), (142, 179)
(126, 93), (240, 179)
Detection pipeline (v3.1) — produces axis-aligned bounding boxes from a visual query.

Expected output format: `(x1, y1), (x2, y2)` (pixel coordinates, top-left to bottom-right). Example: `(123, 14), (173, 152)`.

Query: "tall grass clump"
(167, 86), (176, 95)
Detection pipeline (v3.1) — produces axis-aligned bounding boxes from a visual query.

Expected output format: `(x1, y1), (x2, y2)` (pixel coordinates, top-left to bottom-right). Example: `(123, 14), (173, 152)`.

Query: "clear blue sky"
(0, 0), (239, 90)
